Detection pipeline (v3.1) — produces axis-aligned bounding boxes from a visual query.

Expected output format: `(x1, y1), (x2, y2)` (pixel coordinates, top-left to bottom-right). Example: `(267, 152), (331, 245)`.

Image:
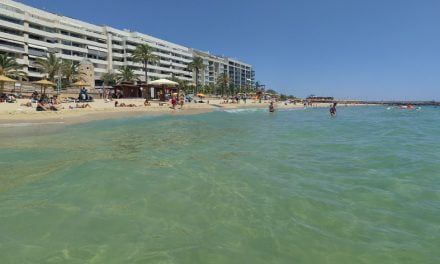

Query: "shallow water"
(0, 107), (439, 263)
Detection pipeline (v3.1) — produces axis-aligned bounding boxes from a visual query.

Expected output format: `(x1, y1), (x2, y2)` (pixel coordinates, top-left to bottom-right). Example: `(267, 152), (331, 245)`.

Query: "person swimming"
(330, 102), (337, 116)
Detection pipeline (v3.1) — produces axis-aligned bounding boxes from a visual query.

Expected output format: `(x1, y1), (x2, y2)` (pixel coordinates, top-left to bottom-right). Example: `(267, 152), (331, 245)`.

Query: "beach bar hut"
(114, 81), (142, 98)
(147, 79), (178, 101)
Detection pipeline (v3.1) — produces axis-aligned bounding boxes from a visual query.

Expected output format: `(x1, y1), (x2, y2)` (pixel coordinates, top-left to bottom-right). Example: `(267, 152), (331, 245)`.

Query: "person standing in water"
(330, 102), (337, 116)
(269, 101), (275, 112)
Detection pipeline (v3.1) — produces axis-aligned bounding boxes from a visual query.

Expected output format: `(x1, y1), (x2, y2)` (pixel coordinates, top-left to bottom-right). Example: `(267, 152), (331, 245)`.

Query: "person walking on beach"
(330, 102), (337, 117)
(171, 96), (177, 110)
(179, 95), (184, 109)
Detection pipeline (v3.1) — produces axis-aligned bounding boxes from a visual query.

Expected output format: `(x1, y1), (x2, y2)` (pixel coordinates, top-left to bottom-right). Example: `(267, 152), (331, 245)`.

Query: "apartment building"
(193, 50), (255, 89)
(0, 0), (252, 89)
(228, 58), (255, 89)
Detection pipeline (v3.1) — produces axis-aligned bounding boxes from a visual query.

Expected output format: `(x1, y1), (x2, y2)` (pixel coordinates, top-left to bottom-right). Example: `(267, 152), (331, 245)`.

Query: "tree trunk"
(0, 82), (4, 95)
(144, 60), (148, 84)
(195, 69), (199, 95)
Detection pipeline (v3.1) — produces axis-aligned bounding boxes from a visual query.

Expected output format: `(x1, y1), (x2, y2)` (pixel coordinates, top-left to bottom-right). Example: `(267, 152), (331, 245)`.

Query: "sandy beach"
(0, 98), (354, 125)
(0, 99), (336, 124)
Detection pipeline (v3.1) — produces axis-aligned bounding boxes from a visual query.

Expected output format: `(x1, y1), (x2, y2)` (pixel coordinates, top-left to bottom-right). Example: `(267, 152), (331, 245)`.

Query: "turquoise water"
(0, 107), (439, 263)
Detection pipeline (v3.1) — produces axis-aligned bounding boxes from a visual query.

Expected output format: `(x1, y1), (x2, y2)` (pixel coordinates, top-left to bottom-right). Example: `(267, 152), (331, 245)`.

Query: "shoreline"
(0, 99), (372, 125)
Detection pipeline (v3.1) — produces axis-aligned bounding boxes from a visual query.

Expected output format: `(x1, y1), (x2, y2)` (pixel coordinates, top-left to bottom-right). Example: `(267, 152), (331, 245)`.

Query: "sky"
(17, 0), (440, 100)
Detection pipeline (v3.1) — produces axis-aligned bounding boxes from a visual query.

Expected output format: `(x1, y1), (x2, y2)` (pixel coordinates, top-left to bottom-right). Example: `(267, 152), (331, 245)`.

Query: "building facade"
(193, 50), (255, 89)
(0, 0), (253, 89)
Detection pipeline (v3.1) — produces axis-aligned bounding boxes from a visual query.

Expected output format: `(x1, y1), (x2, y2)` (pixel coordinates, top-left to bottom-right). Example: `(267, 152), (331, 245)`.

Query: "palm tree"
(255, 81), (260, 90)
(35, 53), (62, 82)
(200, 84), (208, 94)
(229, 83), (236, 96)
(131, 44), (160, 83)
(207, 83), (215, 95)
(188, 56), (205, 94)
(169, 75), (187, 94)
(0, 54), (27, 94)
(216, 72), (229, 96)
(116, 66), (139, 83)
(101, 71), (116, 86)
(61, 60), (85, 85)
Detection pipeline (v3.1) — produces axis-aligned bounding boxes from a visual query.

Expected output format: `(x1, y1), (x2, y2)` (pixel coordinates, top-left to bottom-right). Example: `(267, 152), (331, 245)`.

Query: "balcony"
(0, 31), (24, 42)
(0, 20), (25, 32)
(27, 27), (55, 39)
(0, 41), (24, 53)
(111, 43), (123, 50)
(28, 49), (47, 57)
(54, 33), (107, 49)
(27, 16), (55, 29)
(27, 38), (54, 49)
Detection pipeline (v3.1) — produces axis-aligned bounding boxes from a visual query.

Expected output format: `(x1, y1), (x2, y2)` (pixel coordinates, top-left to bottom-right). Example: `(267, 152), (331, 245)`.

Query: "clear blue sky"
(18, 0), (440, 100)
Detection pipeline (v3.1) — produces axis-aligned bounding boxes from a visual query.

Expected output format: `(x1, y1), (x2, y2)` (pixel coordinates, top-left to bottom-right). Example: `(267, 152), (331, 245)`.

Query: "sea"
(0, 106), (439, 263)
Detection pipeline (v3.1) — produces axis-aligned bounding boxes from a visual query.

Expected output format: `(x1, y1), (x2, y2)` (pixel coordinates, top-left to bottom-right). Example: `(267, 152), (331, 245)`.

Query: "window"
(0, 26), (22, 36)
(70, 33), (83, 39)
(0, 39), (24, 50)
(28, 34), (43, 41)
(0, 14), (23, 24)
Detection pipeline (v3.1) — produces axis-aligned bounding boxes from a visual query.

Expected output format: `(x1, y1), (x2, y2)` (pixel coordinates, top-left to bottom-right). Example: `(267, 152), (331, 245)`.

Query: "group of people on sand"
(17, 92), (63, 112)
(36, 99), (61, 111)
(69, 103), (91, 109)
(170, 95), (185, 110)
(114, 101), (138, 108)
(113, 98), (152, 108)
(0, 93), (16, 103)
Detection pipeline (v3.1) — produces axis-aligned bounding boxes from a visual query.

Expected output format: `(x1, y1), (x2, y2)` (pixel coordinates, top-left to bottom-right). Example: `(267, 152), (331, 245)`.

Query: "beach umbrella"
(148, 79), (178, 86)
(0, 75), (15, 95)
(72, 80), (90, 87)
(33, 79), (55, 96)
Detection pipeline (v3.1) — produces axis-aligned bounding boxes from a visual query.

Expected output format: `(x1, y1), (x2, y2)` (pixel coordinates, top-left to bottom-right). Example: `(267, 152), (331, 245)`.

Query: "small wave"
(0, 122), (65, 128)
(223, 108), (261, 114)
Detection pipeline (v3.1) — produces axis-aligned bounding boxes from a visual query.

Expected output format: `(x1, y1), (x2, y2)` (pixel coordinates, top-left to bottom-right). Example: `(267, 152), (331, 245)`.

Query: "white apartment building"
(194, 50), (255, 89)
(0, 0), (252, 89)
